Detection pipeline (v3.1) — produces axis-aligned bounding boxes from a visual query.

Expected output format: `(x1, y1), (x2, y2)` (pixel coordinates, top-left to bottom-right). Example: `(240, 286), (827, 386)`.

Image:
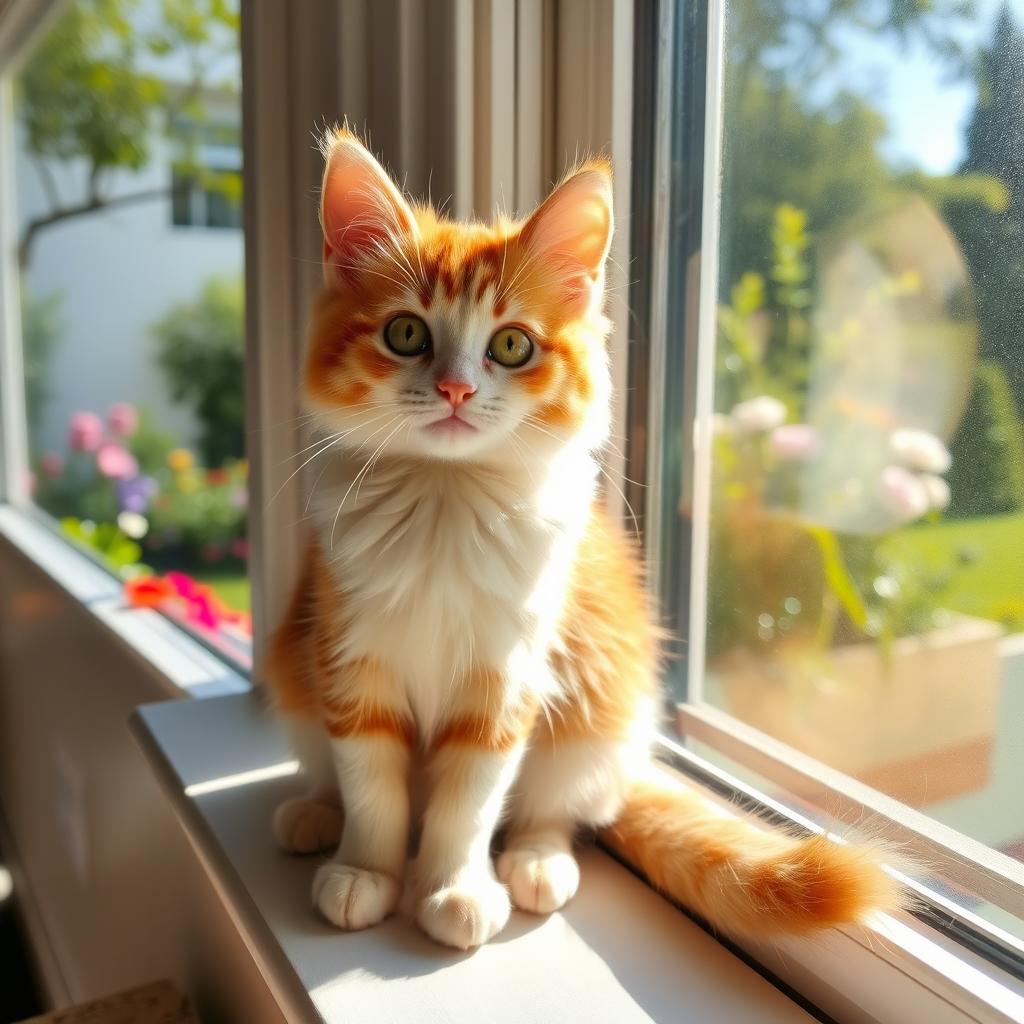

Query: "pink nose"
(437, 378), (476, 406)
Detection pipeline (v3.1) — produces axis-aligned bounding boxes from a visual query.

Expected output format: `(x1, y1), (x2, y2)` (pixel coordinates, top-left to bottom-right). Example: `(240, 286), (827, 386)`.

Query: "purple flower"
(117, 475), (158, 513)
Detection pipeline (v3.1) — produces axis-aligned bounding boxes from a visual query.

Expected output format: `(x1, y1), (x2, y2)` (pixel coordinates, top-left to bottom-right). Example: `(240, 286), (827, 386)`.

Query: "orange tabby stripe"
(322, 693), (415, 744)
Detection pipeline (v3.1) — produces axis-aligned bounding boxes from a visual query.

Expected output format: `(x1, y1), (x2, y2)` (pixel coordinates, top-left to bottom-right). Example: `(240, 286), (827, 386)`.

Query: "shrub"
(153, 275), (244, 466)
(947, 361), (1024, 518)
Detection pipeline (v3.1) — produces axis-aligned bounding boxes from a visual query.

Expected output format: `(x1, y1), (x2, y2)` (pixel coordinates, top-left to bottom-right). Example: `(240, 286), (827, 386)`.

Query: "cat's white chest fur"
(310, 450), (596, 736)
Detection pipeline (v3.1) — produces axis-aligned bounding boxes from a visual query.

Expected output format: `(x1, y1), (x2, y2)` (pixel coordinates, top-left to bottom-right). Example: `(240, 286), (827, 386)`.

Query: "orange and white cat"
(264, 128), (897, 950)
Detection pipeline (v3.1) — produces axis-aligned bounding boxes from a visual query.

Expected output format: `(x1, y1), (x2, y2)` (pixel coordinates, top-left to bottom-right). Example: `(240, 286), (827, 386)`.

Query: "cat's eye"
(384, 315), (431, 356)
(488, 327), (533, 368)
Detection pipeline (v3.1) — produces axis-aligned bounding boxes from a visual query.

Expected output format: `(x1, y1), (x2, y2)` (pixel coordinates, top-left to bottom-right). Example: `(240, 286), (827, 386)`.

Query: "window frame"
(632, 0), (1024, 1013)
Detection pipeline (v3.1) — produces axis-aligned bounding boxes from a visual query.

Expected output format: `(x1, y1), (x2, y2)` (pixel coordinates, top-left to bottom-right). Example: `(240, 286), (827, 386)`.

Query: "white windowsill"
(130, 691), (817, 1024)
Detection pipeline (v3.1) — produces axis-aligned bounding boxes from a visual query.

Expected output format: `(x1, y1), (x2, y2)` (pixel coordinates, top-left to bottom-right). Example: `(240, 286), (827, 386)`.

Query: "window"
(639, 0), (1024, 959)
(10, 0), (250, 665)
(170, 118), (243, 229)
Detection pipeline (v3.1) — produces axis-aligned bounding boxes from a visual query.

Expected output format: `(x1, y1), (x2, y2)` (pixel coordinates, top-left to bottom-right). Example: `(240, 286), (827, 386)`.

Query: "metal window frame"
(631, 0), (1024, 1010)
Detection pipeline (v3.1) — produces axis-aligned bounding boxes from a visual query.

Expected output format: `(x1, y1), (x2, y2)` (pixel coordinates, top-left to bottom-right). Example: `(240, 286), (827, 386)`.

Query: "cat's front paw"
(497, 845), (579, 914)
(273, 797), (344, 853)
(416, 872), (511, 950)
(313, 863), (399, 930)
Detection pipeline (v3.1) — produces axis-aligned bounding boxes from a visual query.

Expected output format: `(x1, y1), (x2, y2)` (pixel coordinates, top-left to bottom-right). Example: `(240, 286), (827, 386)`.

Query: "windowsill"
(130, 691), (817, 1024)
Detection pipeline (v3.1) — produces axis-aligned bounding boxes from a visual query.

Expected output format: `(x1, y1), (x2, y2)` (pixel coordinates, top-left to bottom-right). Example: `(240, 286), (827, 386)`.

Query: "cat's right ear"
(319, 129), (415, 285)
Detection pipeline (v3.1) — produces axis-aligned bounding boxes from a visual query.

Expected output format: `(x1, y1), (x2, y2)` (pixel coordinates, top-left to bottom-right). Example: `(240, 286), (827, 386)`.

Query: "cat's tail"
(599, 772), (901, 938)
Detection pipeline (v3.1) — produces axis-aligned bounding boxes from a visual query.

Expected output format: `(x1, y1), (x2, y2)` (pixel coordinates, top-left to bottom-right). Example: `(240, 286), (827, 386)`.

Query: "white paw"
(497, 845), (579, 914)
(416, 872), (511, 950)
(273, 797), (344, 854)
(313, 864), (398, 930)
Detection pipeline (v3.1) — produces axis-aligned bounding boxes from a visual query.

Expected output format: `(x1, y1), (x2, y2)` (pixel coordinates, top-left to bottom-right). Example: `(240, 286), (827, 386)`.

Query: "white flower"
(879, 465), (930, 523)
(710, 413), (734, 438)
(117, 511), (149, 539)
(769, 423), (821, 461)
(731, 396), (786, 435)
(890, 428), (952, 475)
(921, 474), (951, 510)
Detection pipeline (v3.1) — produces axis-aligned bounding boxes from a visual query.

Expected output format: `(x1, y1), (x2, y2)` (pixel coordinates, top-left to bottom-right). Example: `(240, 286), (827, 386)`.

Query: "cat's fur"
(263, 128), (898, 950)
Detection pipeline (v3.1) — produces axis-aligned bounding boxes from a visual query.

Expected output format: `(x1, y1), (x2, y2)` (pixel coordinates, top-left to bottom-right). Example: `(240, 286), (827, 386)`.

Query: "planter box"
(708, 616), (1003, 808)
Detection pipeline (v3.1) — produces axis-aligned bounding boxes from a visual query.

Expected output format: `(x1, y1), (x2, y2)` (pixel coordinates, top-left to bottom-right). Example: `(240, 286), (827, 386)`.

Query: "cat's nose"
(436, 378), (476, 406)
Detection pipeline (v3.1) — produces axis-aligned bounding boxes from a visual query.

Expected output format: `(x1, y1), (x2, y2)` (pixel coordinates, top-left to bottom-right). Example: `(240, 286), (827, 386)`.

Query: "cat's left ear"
(520, 161), (613, 310)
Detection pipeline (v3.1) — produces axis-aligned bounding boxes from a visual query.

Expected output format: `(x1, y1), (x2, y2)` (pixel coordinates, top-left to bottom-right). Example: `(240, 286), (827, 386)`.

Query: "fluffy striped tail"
(600, 774), (900, 937)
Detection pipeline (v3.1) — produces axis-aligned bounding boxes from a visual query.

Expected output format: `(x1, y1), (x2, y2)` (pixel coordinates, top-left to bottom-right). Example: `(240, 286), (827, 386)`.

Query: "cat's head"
(303, 128), (614, 465)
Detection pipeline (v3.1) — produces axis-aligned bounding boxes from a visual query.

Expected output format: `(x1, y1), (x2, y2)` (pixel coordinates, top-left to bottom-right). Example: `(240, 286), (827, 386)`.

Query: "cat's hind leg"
(273, 714), (344, 854)
(500, 736), (633, 914)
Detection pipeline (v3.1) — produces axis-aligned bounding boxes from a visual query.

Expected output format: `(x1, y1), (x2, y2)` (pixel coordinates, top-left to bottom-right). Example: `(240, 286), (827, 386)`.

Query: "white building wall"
(15, 127), (244, 458)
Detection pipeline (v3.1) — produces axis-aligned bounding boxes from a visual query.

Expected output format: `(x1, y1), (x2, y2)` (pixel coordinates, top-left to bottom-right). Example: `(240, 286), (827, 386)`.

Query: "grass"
(192, 569), (251, 613)
(885, 511), (1024, 629)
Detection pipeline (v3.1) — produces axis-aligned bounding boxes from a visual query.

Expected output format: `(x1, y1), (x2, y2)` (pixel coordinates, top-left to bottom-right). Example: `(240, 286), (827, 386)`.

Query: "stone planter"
(708, 615), (1003, 808)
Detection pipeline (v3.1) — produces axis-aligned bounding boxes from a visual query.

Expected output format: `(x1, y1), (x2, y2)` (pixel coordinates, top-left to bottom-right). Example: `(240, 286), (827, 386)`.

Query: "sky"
(840, 0), (1015, 174)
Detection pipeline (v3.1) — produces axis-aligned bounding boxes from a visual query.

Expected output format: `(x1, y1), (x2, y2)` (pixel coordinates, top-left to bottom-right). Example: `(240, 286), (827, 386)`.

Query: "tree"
(946, 360), (1024, 517)
(153, 275), (244, 466)
(942, 5), (1024, 413)
(16, 0), (240, 268)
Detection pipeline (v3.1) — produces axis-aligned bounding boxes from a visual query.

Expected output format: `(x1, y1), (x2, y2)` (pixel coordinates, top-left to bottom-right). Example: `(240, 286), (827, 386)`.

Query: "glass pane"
(665, 0), (1024, 940)
(14, 0), (250, 666)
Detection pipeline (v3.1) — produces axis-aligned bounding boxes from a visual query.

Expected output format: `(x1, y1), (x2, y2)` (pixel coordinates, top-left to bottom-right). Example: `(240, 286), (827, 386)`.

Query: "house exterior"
(14, 92), (244, 459)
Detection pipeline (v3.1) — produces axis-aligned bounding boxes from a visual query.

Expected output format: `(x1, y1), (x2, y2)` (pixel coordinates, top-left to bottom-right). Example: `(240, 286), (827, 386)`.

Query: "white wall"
(14, 123), (244, 457)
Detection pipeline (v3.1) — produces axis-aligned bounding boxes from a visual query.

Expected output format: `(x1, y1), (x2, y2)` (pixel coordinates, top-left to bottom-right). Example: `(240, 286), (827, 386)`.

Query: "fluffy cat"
(263, 128), (898, 950)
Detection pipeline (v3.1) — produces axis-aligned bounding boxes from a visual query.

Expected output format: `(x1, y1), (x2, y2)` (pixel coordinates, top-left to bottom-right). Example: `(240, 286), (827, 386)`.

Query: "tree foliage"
(947, 360), (1024, 517)
(153, 275), (244, 466)
(16, 0), (239, 267)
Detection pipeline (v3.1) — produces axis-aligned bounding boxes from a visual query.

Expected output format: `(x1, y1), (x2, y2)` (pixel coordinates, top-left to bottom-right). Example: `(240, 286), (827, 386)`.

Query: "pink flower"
(96, 443), (139, 480)
(769, 424), (821, 461)
(68, 411), (103, 452)
(879, 465), (930, 523)
(230, 538), (249, 560)
(41, 452), (63, 478)
(107, 403), (138, 438)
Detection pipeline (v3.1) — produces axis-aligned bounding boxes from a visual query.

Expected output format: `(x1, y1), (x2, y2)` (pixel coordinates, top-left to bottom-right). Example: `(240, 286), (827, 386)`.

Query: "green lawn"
(192, 569), (251, 613)
(885, 511), (1024, 629)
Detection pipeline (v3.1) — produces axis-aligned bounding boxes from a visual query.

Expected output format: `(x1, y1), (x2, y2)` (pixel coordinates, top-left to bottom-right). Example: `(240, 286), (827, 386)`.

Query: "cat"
(263, 127), (898, 951)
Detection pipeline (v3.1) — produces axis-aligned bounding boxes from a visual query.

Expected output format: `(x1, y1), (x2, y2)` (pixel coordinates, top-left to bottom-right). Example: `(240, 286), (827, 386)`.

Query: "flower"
(106, 403), (138, 437)
(890, 429), (951, 475)
(201, 542), (225, 563)
(167, 448), (195, 472)
(96, 443), (139, 480)
(769, 423), (821, 461)
(116, 475), (158, 513)
(116, 511), (149, 539)
(41, 452), (63, 477)
(68, 411), (103, 452)
(879, 465), (930, 523)
(921, 473), (951, 510)
(230, 487), (248, 508)
(124, 575), (178, 609)
(731, 396), (786, 435)
(230, 538), (249, 560)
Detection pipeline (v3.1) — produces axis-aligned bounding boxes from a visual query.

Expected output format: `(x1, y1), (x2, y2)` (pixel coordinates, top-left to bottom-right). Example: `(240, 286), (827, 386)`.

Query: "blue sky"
(842, 0), (1014, 173)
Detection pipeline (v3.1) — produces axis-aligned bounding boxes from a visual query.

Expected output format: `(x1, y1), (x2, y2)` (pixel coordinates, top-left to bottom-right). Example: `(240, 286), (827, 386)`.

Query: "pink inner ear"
(522, 168), (613, 283)
(321, 141), (414, 276)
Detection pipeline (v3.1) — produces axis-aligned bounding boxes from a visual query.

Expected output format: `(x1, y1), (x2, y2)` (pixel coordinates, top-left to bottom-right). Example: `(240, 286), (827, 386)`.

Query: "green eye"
(488, 327), (533, 368)
(385, 315), (431, 356)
